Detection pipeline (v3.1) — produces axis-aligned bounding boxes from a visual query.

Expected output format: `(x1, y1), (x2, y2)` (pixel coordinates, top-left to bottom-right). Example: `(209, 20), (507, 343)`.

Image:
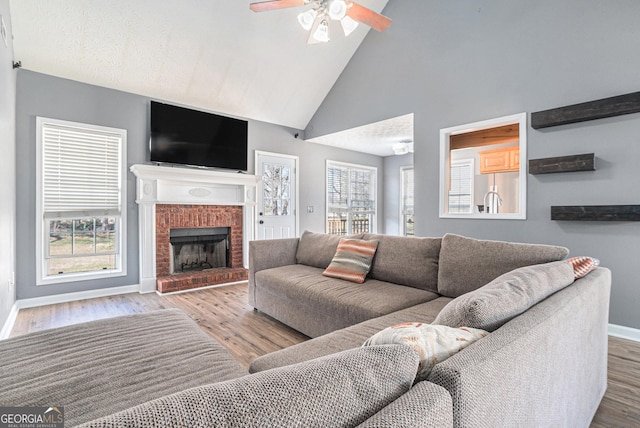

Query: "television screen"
(150, 101), (248, 171)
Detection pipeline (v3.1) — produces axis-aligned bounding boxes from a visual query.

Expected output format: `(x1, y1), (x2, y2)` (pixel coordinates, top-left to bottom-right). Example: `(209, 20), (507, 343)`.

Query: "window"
(36, 117), (127, 285)
(326, 161), (377, 235)
(439, 112), (527, 219)
(262, 163), (291, 216)
(400, 167), (414, 236)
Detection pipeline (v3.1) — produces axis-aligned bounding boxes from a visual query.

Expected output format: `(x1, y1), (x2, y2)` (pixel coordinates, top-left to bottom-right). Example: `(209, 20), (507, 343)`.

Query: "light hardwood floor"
(9, 282), (640, 427)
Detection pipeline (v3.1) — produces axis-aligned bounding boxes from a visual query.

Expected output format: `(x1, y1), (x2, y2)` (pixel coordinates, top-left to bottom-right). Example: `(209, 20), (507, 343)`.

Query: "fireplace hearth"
(155, 204), (248, 293)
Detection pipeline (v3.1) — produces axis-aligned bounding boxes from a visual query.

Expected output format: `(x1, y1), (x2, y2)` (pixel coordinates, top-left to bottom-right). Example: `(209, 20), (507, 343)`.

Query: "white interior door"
(256, 151), (298, 240)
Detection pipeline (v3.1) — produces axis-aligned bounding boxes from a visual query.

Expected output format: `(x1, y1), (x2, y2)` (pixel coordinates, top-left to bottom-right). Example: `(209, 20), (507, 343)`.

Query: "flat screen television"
(149, 101), (248, 171)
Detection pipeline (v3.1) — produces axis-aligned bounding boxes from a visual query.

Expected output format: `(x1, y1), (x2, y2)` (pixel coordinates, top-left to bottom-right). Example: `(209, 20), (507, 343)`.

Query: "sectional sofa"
(0, 232), (610, 427)
(248, 231), (611, 426)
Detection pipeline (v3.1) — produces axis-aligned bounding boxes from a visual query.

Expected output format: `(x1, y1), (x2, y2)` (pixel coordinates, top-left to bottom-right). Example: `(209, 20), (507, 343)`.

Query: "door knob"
(259, 220), (264, 224)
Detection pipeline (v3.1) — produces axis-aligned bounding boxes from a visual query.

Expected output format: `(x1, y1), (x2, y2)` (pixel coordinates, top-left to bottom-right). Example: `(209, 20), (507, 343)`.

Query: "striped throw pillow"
(567, 256), (600, 279)
(322, 238), (379, 283)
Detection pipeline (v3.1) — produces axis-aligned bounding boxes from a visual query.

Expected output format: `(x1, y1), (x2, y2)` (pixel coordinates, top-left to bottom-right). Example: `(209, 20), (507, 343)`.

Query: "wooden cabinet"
(479, 146), (520, 174)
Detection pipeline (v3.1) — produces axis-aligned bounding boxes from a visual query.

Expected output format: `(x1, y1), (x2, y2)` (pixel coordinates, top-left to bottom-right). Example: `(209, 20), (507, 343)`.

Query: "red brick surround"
(155, 204), (247, 293)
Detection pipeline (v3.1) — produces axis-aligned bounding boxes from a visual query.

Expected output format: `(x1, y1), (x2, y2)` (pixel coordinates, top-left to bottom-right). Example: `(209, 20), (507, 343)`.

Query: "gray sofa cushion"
(0, 310), (247, 427)
(296, 230), (363, 268)
(437, 233), (570, 298)
(357, 381), (454, 428)
(433, 260), (575, 331)
(250, 297), (452, 373)
(363, 234), (441, 292)
(80, 345), (420, 428)
(255, 264), (439, 332)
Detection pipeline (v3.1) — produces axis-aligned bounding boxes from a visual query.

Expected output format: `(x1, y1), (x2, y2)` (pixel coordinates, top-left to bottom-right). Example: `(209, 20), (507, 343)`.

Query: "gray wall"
(15, 70), (383, 300)
(0, 0), (17, 329)
(306, 0), (640, 329)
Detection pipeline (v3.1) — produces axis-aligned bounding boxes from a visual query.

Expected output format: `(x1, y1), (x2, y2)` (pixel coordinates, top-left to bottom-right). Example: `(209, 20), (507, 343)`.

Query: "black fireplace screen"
(169, 227), (230, 274)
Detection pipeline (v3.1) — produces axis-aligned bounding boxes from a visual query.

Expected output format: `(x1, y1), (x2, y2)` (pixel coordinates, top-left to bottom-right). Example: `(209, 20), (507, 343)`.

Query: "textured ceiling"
(9, 0), (388, 130)
(308, 113), (413, 157)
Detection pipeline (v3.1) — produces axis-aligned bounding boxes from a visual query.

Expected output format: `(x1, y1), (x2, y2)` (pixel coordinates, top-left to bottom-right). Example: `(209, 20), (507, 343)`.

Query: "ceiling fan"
(249, 0), (392, 44)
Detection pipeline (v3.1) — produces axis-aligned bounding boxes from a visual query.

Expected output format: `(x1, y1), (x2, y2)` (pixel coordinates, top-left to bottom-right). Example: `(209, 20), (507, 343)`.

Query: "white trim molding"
(0, 304), (19, 340)
(609, 323), (640, 342)
(130, 164), (260, 293)
(15, 285), (141, 310)
(36, 117), (128, 286)
(439, 112), (527, 220)
(0, 285), (140, 339)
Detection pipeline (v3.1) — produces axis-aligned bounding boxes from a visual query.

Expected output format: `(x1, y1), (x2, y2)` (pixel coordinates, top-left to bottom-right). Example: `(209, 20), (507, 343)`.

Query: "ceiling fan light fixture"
(312, 19), (330, 43)
(297, 9), (317, 31)
(392, 141), (414, 155)
(328, 0), (348, 20)
(249, 0), (391, 44)
(340, 15), (359, 36)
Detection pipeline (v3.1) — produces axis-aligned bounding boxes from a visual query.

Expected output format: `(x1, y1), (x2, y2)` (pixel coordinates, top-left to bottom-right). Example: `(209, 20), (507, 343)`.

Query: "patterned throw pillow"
(566, 256), (600, 279)
(322, 238), (379, 284)
(363, 322), (488, 381)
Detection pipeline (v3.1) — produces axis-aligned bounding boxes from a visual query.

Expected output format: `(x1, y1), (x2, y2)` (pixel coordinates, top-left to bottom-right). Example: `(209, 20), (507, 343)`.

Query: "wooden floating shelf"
(551, 205), (640, 221)
(531, 91), (640, 129)
(529, 153), (595, 175)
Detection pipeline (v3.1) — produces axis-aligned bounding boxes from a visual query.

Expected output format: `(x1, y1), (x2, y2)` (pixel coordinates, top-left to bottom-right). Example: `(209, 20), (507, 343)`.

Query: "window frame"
(400, 166), (414, 236)
(439, 112), (527, 219)
(326, 160), (377, 235)
(36, 117), (127, 285)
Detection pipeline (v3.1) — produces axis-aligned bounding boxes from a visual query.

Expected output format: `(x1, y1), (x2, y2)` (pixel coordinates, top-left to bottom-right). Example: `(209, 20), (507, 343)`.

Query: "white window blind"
(448, 159), (473, 214)
(327, 166), (349, 207)
(401, 167), (414, 236)
(326, 161), (376, 235)
(402, 167), (414, 213)
(42, 122), (122, 218)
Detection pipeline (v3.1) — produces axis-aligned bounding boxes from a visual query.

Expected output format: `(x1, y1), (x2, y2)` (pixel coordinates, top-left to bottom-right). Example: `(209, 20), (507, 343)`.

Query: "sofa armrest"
(79, 345), (420, 428)
(428, 267), (611, 428)
(248, 238), (299, 306)
(358, 381), (453, 428)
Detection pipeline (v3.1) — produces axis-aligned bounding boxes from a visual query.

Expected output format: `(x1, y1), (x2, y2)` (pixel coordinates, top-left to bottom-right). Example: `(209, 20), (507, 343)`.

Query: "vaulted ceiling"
(9, 0), (389, 131)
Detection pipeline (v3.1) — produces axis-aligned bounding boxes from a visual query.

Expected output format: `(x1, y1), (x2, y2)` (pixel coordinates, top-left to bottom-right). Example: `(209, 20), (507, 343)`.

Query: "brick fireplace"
(130, 164), (260, 294)
(155, 204), (248, 293)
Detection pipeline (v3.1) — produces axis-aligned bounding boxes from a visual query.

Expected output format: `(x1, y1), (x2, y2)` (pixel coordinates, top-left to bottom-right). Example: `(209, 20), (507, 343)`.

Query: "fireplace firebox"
(169, 227), (230, 274)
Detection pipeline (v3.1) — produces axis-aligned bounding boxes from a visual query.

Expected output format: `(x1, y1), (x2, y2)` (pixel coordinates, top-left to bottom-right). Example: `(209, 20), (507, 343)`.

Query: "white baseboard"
(15, 284), (141, 310)
(608, 323), (640, 342)
(1, 285), (140, 339)
(0, 303), (19, 340)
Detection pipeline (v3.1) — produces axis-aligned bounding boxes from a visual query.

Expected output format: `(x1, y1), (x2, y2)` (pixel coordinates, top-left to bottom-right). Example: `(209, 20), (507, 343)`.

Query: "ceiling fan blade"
(250, 0), (307, 12)
(346, 2), (392, 32)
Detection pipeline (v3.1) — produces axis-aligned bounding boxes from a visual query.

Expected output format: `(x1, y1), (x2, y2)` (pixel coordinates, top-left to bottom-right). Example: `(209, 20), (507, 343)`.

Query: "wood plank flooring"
(10, 283), (308, 368)
(9, 282), (640, 427)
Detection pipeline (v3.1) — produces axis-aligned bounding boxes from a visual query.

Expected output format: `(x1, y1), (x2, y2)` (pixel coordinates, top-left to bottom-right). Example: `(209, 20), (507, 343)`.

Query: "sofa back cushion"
(437, 233), (570, 298)
(363, 234), (441, 292)
(433, 260), (575, 331)
(296, 230), (363, 268)
(80, 345), (419, 428)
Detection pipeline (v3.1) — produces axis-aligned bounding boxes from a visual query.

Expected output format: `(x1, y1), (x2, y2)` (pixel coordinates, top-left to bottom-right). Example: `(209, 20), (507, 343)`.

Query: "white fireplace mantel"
(130, 164), (260, 293)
